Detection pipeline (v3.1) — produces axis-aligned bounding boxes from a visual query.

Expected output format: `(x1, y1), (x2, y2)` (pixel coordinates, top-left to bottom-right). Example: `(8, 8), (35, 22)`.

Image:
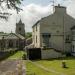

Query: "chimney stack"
(54, 4), (66, 14)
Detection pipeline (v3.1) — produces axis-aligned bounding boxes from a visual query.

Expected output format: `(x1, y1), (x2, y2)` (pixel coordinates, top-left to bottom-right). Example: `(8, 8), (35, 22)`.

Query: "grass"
(7, 51), (25, 59)
(5, 50), (75, 75)
(26, 57), (75, 75)
(26, 61), (57, 75)
(34, 57), (75, 75)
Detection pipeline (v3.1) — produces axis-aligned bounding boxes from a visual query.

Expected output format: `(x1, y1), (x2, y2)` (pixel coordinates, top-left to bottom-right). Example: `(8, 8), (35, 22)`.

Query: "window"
(72, 45), (74, 52)
(1, 43), (3, 47)
(42, 33), (51, 48)
(33, 28), (34, 32)
(36, 36), (37, 43)
(16, 40), (18, 47)
(9, 40), (13, 48)
(19, 27), (21, 31)
(65, 35), (71, 43)
(36, 25), (37, 31)
(42, 33), (51, 38)
(56, 30), (59, 33)
(72, 31), (75, 35)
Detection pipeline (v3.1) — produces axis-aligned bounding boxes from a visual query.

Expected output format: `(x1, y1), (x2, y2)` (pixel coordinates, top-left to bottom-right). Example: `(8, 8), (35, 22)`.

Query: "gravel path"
(0, 60), (26, 75)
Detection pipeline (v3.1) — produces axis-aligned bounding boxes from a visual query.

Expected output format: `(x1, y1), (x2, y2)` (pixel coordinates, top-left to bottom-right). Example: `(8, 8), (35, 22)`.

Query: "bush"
(0, 50), (18, 61)
(22, 54), (26, 60)
(65, 52), (71, 56)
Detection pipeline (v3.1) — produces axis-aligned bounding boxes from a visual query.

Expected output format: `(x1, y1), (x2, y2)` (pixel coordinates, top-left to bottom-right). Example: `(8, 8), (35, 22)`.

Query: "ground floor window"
(16, 40), (19, 47)
(72, 45), (75, 52)
(8, 40), (13, 48)
(42, 33), (51, 48)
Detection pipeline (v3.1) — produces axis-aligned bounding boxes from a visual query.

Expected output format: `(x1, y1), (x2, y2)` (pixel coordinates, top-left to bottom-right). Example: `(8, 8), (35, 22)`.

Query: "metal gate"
(27, 48), (41, 60)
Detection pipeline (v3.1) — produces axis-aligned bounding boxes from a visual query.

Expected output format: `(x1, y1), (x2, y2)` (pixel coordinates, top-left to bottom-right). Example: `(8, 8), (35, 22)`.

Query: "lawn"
(26, 60), (57, 75)
(26, 57), (75, 75)
(8, 51), (25, 59)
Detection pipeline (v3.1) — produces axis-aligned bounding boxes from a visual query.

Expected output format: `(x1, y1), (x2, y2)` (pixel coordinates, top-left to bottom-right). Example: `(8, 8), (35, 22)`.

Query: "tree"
(25, 32), (32, 39)
(0, 0), (23, 19)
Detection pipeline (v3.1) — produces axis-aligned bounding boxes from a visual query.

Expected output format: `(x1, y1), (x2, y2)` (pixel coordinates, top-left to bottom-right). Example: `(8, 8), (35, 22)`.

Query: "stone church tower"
(16, 19), (25, 37)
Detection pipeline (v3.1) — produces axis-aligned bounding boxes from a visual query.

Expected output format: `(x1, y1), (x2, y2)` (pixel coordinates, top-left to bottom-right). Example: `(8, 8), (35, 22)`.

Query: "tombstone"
(62, 60), (67, 68)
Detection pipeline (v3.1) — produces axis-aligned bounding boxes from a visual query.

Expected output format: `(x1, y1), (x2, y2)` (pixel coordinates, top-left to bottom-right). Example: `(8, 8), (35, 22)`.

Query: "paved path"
(28, 60), (66, 75)
(0, 60), (26, 75)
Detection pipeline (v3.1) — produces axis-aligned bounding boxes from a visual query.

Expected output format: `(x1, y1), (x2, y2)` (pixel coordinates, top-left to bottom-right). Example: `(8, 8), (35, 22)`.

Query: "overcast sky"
(0, 0), (75, 33)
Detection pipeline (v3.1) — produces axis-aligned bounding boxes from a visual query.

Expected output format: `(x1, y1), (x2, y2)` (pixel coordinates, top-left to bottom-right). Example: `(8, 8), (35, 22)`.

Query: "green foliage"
(0, 32), (4, 34)
(8, 51), (25, 59)
(25, 32), (32, 39)
(0, 0), (23, 11)
(0, 50), (18, 61)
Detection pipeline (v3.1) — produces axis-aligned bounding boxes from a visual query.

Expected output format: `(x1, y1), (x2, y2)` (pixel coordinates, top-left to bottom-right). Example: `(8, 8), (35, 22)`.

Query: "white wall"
(32, 6), (75, 53)
(41, 49), (65, 59)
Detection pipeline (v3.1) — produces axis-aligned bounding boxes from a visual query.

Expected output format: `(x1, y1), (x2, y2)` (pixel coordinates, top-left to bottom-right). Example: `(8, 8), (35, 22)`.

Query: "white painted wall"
(32, 5), (75, 53)
(41, 49), (65, 59)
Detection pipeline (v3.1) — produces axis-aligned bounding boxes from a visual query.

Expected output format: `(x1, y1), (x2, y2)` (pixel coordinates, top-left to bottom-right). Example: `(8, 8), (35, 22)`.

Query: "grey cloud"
(0, 1), (75, 33)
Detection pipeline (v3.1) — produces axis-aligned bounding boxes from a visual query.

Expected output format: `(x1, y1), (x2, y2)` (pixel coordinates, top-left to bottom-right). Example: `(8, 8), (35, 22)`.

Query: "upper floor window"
(72, 31), (75, 35)
(36, 25), (37, 31)
(33, 28), (34, 32)
(65, 35), (71, 43)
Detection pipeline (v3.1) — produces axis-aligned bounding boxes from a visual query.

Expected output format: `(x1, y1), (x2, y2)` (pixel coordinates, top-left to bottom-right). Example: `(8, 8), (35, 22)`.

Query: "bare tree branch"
(0, 0), (23, 20)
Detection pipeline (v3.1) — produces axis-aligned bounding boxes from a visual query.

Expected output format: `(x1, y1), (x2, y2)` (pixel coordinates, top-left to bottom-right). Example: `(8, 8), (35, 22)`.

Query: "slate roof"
(32, 5), (66, 28)
(0, 33), (25, 40)
(0, 33), (8, 40)
(14, 33), (25, 39)
(32, 20), (40, 28)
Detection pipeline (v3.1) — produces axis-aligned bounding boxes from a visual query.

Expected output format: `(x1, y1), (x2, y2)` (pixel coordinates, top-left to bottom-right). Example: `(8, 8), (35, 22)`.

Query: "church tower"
(16, 19), (25, 37)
